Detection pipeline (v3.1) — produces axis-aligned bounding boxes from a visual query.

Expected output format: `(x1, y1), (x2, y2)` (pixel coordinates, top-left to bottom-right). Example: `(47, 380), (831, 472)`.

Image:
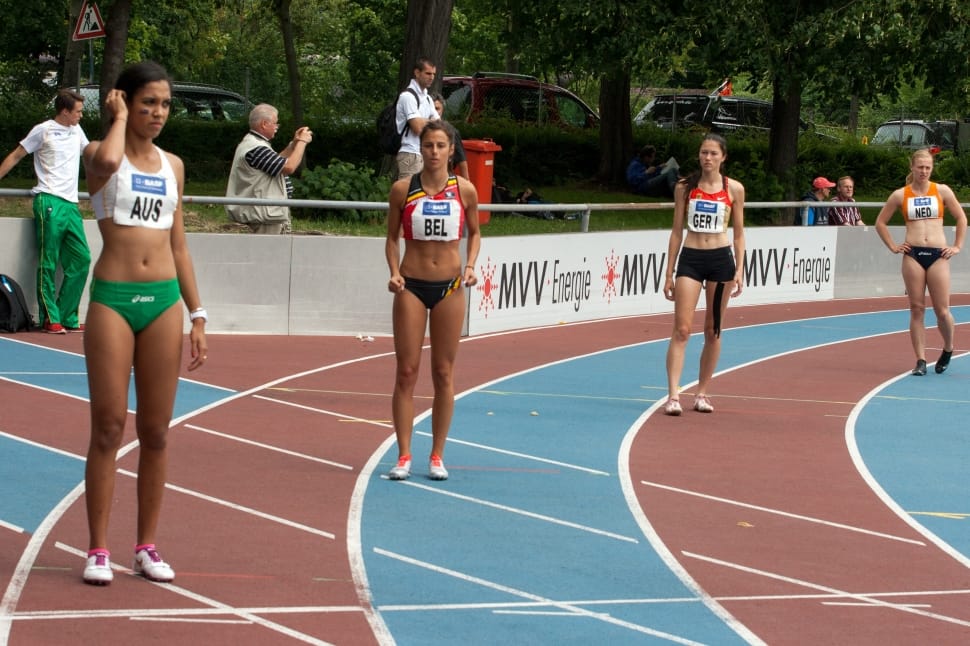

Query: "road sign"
(73, 1), (106, 41)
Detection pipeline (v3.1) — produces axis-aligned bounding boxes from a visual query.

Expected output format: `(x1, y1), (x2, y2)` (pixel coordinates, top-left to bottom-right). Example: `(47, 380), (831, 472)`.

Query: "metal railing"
(4, 188), (961, 232)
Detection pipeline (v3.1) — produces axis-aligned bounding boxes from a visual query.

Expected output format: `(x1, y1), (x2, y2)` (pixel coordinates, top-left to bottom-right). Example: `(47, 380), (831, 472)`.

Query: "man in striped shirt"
(829, 175), (864, 226)
(226, 103), (312, 234)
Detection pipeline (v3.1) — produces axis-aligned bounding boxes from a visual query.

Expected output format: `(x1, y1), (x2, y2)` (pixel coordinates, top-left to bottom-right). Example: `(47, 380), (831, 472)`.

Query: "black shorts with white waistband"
(675, 246), (736, 284)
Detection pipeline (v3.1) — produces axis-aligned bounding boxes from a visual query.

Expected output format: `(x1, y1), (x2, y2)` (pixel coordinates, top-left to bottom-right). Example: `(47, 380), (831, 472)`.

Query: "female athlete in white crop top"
(79, 61), (207, 586)
(90, 147), (179, 230)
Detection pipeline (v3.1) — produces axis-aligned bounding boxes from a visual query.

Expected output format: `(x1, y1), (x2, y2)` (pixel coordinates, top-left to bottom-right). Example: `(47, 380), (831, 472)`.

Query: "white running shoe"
(663, 399), (682, 416)
(83, 550), (113, 585)
(388, 455), (412, 480)
(693, 395), (714, 413)
(429, 455), (449, 480)
(133, 546), (175, 582)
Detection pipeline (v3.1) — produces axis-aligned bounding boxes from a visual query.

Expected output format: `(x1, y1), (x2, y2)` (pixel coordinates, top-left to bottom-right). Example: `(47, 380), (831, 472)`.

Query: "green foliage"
(154, 120), (244, 181)
(932, 151), (970, 188)
(451, 121), (600, 188)
(290, 159), (391, 223)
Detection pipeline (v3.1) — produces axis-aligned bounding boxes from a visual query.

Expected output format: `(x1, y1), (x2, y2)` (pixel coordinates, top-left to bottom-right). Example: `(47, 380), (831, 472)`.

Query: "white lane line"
(619, 400), (765, 646)
(116, 469), (335, 541)
(0, 521), (23, 534)
(49, 543), (336, 644)
(129, 617), (252, 624)
(641, 481), (925, 546)
(253, 394), (393, 427)
(0, 431), (85, 462)
(412, 432), (611, 476)
(683, 551), (970, 628)
(845, 371), (970, 569)
(478, 388), (654, 404)
(373, 548), (706, 645)
(401, 481), (638, 543)
(365, 586), (970, 613)
(184, 424), (353, 471)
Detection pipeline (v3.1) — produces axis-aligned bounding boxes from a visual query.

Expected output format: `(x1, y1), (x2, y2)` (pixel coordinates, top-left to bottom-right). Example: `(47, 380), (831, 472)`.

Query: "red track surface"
(2, 295), (969, 644)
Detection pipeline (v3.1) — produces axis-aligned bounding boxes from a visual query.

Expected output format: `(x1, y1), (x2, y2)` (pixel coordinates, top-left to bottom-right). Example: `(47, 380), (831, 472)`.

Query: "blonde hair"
(905, 148), (934, 185)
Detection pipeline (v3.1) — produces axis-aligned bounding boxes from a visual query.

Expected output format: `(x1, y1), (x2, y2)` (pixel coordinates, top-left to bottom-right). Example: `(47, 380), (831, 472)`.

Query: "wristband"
(465, 264), (475, 269)
(189, 307), (208, 322)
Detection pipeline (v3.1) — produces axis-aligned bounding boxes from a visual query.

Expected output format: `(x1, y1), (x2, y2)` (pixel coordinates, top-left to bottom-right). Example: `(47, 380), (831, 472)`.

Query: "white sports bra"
(91, 148), (178, 230)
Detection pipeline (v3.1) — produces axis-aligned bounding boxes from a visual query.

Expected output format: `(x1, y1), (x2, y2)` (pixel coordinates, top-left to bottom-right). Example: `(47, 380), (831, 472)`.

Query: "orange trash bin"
(462, 138), (503, 224)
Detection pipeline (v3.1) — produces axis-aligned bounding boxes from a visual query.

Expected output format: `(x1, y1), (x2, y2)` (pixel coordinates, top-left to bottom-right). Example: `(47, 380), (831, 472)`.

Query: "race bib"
(906, 195), (939, 220)
(686, 198), (728, 233)
(112, 172), (174, 229)
(409, 198), (462, 241)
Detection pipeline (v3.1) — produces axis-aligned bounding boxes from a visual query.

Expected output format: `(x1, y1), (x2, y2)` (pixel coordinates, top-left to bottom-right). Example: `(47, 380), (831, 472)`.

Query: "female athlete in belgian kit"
(384, 120), (480, 481)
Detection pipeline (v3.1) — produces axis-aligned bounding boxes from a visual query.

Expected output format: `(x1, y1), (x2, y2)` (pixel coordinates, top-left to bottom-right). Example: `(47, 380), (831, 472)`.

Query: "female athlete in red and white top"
(384, 119), (481, 480)
(663, 133), (746, 416)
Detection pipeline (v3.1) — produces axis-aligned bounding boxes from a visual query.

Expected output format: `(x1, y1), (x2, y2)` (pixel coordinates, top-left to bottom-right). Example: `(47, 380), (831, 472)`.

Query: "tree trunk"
(98, 0), (132, 135)
(847, 93), (859, 136)
(275, 0), (304, 129)
(399, 0), (453, 92)
(768, 75), (801, 223)
(504, 4), (518, 74)
(62, 0), (86, 87)
(597, 68), (632, 186)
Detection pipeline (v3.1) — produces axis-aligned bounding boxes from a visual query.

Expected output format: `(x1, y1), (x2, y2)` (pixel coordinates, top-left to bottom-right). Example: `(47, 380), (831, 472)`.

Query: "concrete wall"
(2, 217), (967, 336)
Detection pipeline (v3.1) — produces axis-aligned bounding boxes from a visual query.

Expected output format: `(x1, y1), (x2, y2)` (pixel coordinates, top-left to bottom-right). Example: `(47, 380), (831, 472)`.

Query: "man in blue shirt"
(626, 145), (678, 198)
(797, 176), (835, 225)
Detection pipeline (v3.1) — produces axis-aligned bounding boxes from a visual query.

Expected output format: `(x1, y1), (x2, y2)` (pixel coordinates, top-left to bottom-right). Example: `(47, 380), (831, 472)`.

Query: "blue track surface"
(0, 338), (235, 534)
(363, 306), (970, 644)
(2, 307), (967, 643)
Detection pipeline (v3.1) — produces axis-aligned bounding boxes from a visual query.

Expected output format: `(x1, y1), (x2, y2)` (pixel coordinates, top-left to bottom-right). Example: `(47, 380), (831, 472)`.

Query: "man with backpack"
(0, 89), (91, 334)
(394, 57), (439, 179)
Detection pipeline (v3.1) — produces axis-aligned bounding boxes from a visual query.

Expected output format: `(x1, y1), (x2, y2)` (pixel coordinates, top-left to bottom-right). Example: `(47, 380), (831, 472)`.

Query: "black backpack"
(0, 273), (35, 333)
(377, 88), (418, 155)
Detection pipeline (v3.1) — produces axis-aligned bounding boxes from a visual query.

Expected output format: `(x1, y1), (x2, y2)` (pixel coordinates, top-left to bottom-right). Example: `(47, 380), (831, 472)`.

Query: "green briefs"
(90, 278), (181, 333)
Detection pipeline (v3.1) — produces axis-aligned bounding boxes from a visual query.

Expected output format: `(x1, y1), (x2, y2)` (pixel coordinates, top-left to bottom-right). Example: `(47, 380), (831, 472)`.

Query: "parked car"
(68, 82), (252, 121)
(870, 119), (958, 154)
(634, 93), (773, 134)
(633, 93), (710, 129)
(441, 72), (599, 129)
(699, 95), (774, 133)
(640, 93), (835, 140)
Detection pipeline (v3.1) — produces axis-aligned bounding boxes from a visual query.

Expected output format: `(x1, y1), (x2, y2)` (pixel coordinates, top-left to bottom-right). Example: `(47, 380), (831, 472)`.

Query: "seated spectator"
(626, 145), (678, 198)
(829, 175), (864, 226)
(796, 176), (835, 225)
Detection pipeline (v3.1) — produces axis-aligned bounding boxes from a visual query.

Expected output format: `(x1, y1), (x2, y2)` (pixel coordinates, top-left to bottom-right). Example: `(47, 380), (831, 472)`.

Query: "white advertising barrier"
(467, 227), (838, 335)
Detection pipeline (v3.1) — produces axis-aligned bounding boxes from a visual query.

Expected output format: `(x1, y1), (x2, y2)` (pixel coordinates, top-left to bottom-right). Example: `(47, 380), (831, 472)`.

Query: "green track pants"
(32, 193), (91, 327)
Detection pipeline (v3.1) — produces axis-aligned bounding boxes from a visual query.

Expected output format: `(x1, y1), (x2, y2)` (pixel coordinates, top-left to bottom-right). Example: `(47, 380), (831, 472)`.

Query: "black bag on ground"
(0, 273), (35, 333)
(377, 88), (418, 155)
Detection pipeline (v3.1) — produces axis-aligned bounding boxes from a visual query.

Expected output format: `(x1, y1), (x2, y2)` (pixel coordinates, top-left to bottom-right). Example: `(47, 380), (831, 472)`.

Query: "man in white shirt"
(0, 89), (90, 333)
(394, 57), (439, 180)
